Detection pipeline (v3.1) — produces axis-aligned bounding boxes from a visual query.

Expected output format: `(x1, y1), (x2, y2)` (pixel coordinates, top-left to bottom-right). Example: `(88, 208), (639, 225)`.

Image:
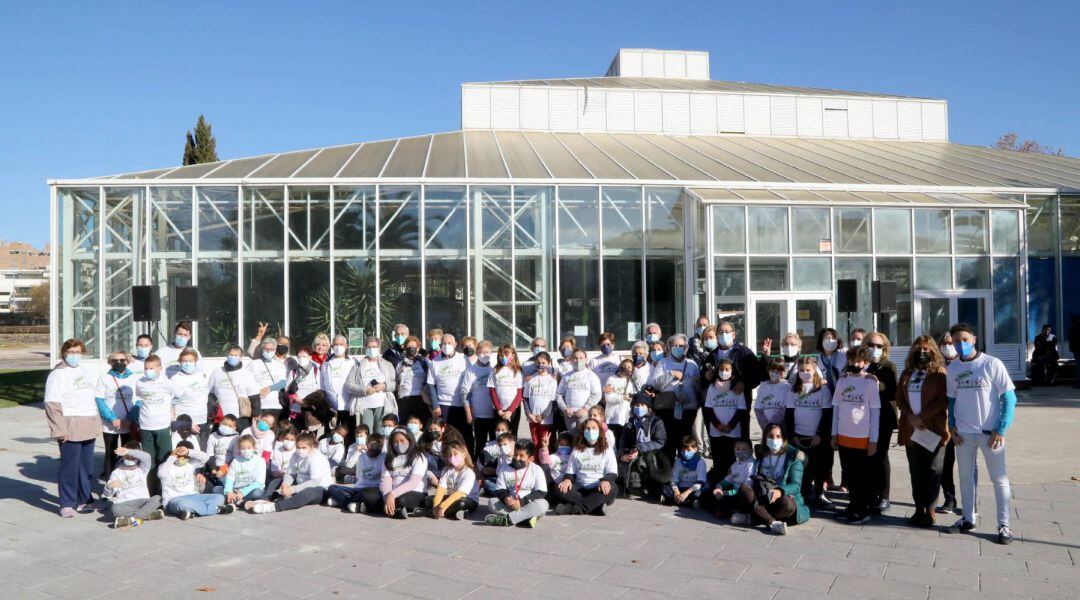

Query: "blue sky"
(2, 0), (1077, 247)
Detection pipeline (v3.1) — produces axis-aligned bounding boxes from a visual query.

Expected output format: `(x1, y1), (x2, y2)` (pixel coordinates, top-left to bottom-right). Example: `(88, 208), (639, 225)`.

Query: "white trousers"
(955, 431), (1010, 527)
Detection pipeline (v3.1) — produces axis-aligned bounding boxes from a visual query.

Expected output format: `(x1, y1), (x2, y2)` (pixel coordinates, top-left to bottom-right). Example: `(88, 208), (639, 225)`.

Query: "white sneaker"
(770, 520), (788, 535)
(325, 497), (338, 508)
(251, 502), (276, 515)
(730, 512), (750, 526)
(346, 502), (359, 514)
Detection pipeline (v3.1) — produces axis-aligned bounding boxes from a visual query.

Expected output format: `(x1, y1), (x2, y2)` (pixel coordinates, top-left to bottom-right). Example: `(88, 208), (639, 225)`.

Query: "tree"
(20, 282), (49, 322)
(994, 133), (1064, 156)
(182, 115), (219, 165)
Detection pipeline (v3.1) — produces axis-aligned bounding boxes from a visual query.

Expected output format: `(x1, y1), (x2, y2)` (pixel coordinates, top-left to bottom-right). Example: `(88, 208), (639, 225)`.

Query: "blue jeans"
(212, 486), (264, 502)
(58, 439), (95, 509)
(167, 494), (224, 516)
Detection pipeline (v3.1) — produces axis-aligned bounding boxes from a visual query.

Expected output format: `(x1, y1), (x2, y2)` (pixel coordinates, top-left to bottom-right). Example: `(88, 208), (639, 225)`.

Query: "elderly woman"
(895, 336), (950, 527)
(344, 337), (398, 432)
(865, 331), (899, 513)
(45, 339), (101, 517)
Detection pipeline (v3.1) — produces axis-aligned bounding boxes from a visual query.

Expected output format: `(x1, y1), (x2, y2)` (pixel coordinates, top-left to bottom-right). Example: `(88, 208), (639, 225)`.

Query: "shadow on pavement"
(0, 475), (58, 513)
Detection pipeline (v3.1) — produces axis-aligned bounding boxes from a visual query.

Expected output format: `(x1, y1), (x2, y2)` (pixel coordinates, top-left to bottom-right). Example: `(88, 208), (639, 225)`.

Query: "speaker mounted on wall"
(836, 279), (858, 313)
(131, 286), (160, 322)
(174, 286), (200, 322)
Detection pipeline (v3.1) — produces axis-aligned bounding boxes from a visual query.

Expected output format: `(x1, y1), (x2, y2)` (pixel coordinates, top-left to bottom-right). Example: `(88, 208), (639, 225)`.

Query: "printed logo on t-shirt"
(758, 392), (782, 408)
(436, 362), (463, 378)
(839, 385), (865, 404)
(793, 392), (823, 409)
(566, 374), (591, 391)
(954, 371), (987, 390)
(707, 390), (738, 407)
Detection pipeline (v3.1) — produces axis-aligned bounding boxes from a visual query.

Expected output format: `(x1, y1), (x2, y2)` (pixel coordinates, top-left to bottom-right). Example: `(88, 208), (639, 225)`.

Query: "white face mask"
(718, 370), (732, 381)
(940, 344), (958, 359)
(781, 344), (799, 358)
(768, 371), (782, 383)
(333, 344), (346, 357)
(798, 371), (814, 383)
(442, 344), (456, 357)
(822, 339), (838, 352)
(298, 356), (311, 368)
(719, 332), (734, 347)
(850, 339), (862, 348)
(282, 440), (296, 450)
(365, 347), (380, 360)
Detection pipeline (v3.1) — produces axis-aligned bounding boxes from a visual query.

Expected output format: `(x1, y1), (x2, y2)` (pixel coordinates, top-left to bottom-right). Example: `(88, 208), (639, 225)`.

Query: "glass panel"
(749, 257), (787, 291)
(747, 207), (788, 253)
(379, 186), (420, 250)
(954, 210), (988, 254)
(835, 258), (872, 332)
(602, 187), (643, 250)
(245, 187), (284, 252)
(557, 186), (599, 250)
(1027, 257), (1057, 342)
(515, 256), (545, 348)
(715, 303), (746, 339)
(876, 258), (913, 346)
(334, 186), (376, 250)
(990, 210), (1020, 255)
(792, 207), (829, 253)
(873, 208), (911, 254)
(919, 298), (950, 342)
(558, 257), (599, 349)
(794, 299), (827, 349)
(59, 188), (100, 356)
(287, 187), (331, 252)
(955, 257), (990, 290)
(198, 188), (240, 253)
(792, 257), (830, 291)
(197, 259), (238, 353)
(916, 257), (952, 291)
(333, 258), (378, 342)
(914, 209), (951, 254)
(104, 188), (142, 354)
(992, 258), (1020, 344)
(755, 300), (786, 349)
(151, 258), (193, 349)
(243, 259), (283, 342)
(1061, 197), (1080, 255)
(150, 187), (192, 252)
(424, 186), (467, 250)
(514, 186), (548, 252)
(834, 208), (871, 254)
(1062, 257), (1080, 344)
(957, 298), (987, 350)
(602, 187), (643, 339)
(711, 206), (746, 254)
(380, 258), (421, 339)
(1025, 195), (1056, 257)
(645, 188), (684, 335)
(426, 258), (469, 339)
(714, 257), (746, 297)
(290, 258), (331, 346)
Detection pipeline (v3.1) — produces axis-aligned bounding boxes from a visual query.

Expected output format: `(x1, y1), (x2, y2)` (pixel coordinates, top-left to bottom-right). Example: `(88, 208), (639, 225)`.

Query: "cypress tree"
(182, 115), (219, 165)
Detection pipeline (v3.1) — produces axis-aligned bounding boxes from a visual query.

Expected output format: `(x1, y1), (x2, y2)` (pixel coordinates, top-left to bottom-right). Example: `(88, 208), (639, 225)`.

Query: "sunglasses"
(866, 343), (885, 349)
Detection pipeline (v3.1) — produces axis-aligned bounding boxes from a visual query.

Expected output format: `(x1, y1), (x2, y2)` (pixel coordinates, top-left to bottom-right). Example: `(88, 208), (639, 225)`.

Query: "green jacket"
(754, 443), (810, 524)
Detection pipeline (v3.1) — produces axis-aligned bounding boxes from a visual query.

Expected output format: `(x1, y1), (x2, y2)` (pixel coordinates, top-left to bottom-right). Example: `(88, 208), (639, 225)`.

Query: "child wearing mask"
(404, 415), (424, 442)
(617, 396), (669, 497)
(704, 358), (747, 481)
(663, 436), (708, 508)
(588, 332), (622, 387)
(170, 414), (202, 452)
(171, 349), (212, 449)
(785, 356), (833, 507)
(206, 414), (238, 470)
(540, 431), (575, 500)
(556, 349), (602, 434)
(487, 439), (548, 528)
(832, 345), (881, 523)
(428, 441), (479, 520)
(524, 351), (557, 449)
(754, 358), (790, 433)
(378, 414), (400, 446)
(103, 442), (163, 528)
(488, 345), (524, 433)
(556, 337), (577, 376)
(379, 429), (428, 518)
(134, 355), (175, 495)
(319, 423), (349, 470)
(245, 412), (278, 464)
(603, 359), (634, 443)
(553, 418), (618, 515)
(326, 432), (385, 513)
(588, 405), (617, 449)
(701, 438), (757, 519)
(482, 430), (516, 496)
(217, 435), (266, 508)
(159, 441), (228, 519)
(461, 340), (495, 459)
(339, 424), (371, 483)
(247, 432), (332, 514)
(267, 428), (299, 497)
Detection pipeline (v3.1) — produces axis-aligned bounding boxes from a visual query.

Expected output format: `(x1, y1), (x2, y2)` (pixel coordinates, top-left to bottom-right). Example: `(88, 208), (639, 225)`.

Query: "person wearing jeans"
(45, 339), (100, 517)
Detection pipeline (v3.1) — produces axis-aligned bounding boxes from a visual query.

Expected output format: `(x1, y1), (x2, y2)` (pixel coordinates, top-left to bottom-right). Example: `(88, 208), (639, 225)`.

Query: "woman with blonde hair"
(864, 331), (899, 513)
(896, 335), (949, 527)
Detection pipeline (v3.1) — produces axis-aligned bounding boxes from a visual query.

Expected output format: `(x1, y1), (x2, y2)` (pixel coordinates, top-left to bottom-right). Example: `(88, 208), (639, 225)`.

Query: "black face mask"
(845, 364), (864, 374)
(405, 347), (418, 358)
(510, 458), (526, 470)
(276, 344), (289, 356)
(110, 360), (127, 372)
(463, 346), (476, 357)
(917, 351), (931, 365)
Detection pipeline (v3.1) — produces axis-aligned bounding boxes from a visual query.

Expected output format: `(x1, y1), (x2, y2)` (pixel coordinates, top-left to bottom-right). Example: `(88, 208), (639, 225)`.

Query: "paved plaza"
(0, 385), (1077, 600)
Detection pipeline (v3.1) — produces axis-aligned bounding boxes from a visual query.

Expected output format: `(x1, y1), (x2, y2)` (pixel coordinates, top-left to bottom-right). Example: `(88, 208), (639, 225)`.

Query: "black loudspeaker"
(837, 279), (858, 313)
(174, 286), (200, 321)
(873, 280), (898, 313)
(131, 286), (160, 322)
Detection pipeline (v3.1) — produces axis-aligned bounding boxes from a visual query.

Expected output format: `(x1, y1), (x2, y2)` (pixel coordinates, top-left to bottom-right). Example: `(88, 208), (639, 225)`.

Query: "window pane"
(287, 187), (330, 252)
(150, 187), (192, 252)
(792, 207), (829, 253)
(916, 257), (952, 290)
(955, 257), (990, 290)
(104, 188), (142, 354)
(424, 186), (467, 250)
(515, 256), (546, 348)
(59, 188), (101, 356)
(245, 187), (284, 252)
(992, 258), (1020, 344)
(514, 186), (549, 252)
(747, 207), (788, 253)
(990, 210), (1020, 255)
(874, 208), (911, 253)
(557, 186), (599, 250)
(198, 187), (239, 253)
(876, 258), (912, 346)
(834, 208), (871, 253)
(1027, 257), (1057, 342)
(379, 186), (420, 251)
(715, 303), (746, 339)
(714, 257), (746, 298)
(334, 186), (376, 250)
(153, 258), (192, 348)
(835, 258), (872, 331)
(380, 257), (421, 339)
(558, 257), (599, 350)
(603, 187), (643, 340)
(333, 258), (378, 343)
(603, 257), (642, 341)
(1062, 196), (1080, 255)
(602, 187), (642, 250)
(749, 257), (788, 291)
(645, 188), (684, 335)
(914, 209), (951, 254)
(712, 206), (745, 253)
(1026, 195), (1056, 256)
(426, 258), (468, 340)
(290, 258), (331, 347)
(243, 259), (283, 341)
(197, 259), (238, 353)
(954, 210), (988, 254)
(792, 257), (830, 290)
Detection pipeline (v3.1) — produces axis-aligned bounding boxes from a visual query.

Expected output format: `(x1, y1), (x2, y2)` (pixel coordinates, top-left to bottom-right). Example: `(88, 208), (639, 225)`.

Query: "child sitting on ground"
(427, 441), (479, 520)
(103, 441), (163, 528)
(319, 423), (349, 470)
(206, 414), (238, 470)
(326, 433), (385, 513)
(217, 434), (266, 508)
(338, 424), (370, 483)
(663, 436), (708, 508)
(486, 439), (548, 528)
(701, 438), (757, 519)
(482, 430), (516, 495)
(160, 441), (229, 519)
(247, 432), (332, 514)
(171, 414), (202, 452)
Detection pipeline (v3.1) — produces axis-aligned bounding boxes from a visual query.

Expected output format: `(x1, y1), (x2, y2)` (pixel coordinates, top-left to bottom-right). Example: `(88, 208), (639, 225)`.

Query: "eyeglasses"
(866, 343), (885, 349)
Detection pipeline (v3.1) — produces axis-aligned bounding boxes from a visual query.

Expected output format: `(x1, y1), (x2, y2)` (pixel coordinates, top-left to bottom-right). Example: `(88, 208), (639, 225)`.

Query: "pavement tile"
(848, 542), (935, 567)
(381, 571), (481, 600)
(795, 553), (888, 579)
(979, 572), (1074, 600)
(828, 573), (930, 600)
(677, 575), (778, 597)
(885, 562), (979, 590)
(596, 564), (691, 592)
(383, 550), (478, 577)
(739, 562), (836, 593)
(655, 551), (749, 579)
(523, 573), (628, 598)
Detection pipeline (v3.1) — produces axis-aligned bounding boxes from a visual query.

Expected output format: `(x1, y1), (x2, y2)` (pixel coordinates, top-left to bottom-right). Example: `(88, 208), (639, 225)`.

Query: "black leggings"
(422, 494), (478, 517)
(472, 417), (497, 460)
(272, 487), (325, 512)
(551, 481), (618, 515)
(100, 431), (134, 478)
(906, 443), (946, 511)
(708, 436), (737, 484)
(335, 410), (356, 446)
(701, 482), (796, 525)
(443, 406), (474, 458)
(328, 485), (383, 512)
(794, 436), (832, 498)
(838, 445), (872, 515)
(388, 491), (426, 515)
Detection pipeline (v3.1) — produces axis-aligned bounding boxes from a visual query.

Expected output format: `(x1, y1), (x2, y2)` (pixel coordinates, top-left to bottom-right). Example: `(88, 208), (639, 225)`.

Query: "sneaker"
(326, 497), (338, 508)
(998, 525), (1013, 545)
(396, 507), (410, 519)
(60, 507), (77, 518)
(945, 518), (975, 534)
(343, 475), (357, 484)
(447, 509), (462, 521)
(769, 520), (788, 535)
(554, 503), (573, 516)
(485, 514), (512, 527)
(817, 496), (835, 509)
(849, 512), (872, 525)
(146, 509), (165, 521)
(659, 495), (671, 506)
(218, 504), (235, 515)
(878, 499), (891, 512)
(730, 512), (750, 526)
(412, 507), (427, 517)
(597, 502), (607, 516)
(114, 516), (134, 528)
(75, 504), (95, 514)
(251, 502), (276, 515)
(346, 502), (359, 514)
(358, 502), (368, 514)
(178, 510), (193, 521)
(525, 516), (539, 528)
(692, 499), (701, 511)
(937, 498), (957, 514)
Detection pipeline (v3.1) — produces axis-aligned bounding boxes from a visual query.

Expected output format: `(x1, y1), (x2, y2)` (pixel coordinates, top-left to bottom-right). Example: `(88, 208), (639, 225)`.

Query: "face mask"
(768, 371), (783, 383)
(122, 458), (139, 468)
(600, 344), (613, 356)
(781, 344), (799, 358)
(394, 334), (406, 346)
(850, 339), (862, 348)
(406, 423), (420, 434)
(64, 354), (81, 368)
(355, 436), (367, 447)
(405, 347), (420, 358)
(846, 364), (865, 375)
(681, 450), (697, 461)
(333, 345), (347, 357)
(282, 440), (296, 450)
(561, 347), (573, 358)
(110, 360), (127, 372)
(940, 345), (958, 359)
(703, 338), (718, 350)
(176, 457), (189, 466)
(332, 433), (344, 444)
(870, 348), (883, 361)
(798, 371), (814, 383)
(449, 454), (464, 468)
(463, 346), (475, 357)
(510, 458), (526, 470)
(297, 448), (311, 458)
(365, 347), (380, 359)
(557, 446), (572, 457)
(276, 344), (289, 356)
(917, 351), (931, 365)
(632, 405), (648, 418)
(695, 326), (705, 336)
(719, 332), (734, 348)
(574, 360), (586, 372)
(145, 369), (159, 381)
(583, 429), (599, 445)
(955, 341), (975, 358)
(394, 442), (409, 455)
(174, 335), (190, 347)
(381, 426), (394, 436)
(239, 448), (255, 460)
(477, 354), (491, 365)
(500, 444), (513, 457)
(226, 355), (241, 367)
(532, 346), (545, 355)
(646, 333), (659, 343)
(256, 420), (270, 432)
(536, 364), (549, 374)
(298, 356), (311, 368)
(718, 370), (732, 381)
(218, 425), (235, 436)
(432, 440), (443, 453)
(649, 350), (664, 362)
(671, 347), (686, 360)
(617, 368), (631, 378)
(442, 344), (456, 357)
(134, 347), (150, 359)
(633, 355), (646, 366)
(735, 450), (751, 462)
(497, 355), (508, 366)
(430, 339), (442, 351)
(180, 362), (196, 375)
(766, 438), (784, 452)
(823, 339), (838, 352)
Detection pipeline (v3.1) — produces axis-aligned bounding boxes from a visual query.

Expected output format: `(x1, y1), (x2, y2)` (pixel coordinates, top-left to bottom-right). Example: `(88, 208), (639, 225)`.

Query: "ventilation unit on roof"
(604, 49), (710, 80)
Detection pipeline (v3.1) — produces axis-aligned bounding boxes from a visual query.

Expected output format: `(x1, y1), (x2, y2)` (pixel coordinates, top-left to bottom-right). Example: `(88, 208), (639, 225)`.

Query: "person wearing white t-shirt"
(460, 341), (494, 458)
(830, 346), (881, 523)
(247, 432), (333, 514)
(589, 332), (622, 388)
(134, 355), (177, 495)
(208, 345), (270, 432)
(784, 356), (833, 507)
(130, 334), (154, 377)
(155, 322), (201, 378)
(95, 351), (138, 478)
(426, 334), (472, 453)
(555, 349), (602, 434)
(944, 324), (1017, 545)
(704, 359), (747, 480)
(755, 357), (791, 433)
(602, 359), (634, 441)
(379, 429), (429, 518)
(248, 338), (288, 411)
(428, 441), (480, 520)
(321, 335), (356, 437)
(553, 418), (618, 516)
(170, 349), (212, 448)
(486, 439), (548, 527)
(488, 345), (525, 430)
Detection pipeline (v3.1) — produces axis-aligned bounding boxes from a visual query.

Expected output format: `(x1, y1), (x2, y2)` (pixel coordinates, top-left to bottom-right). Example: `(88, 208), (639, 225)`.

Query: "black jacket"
(701, 342), (763, 407)
(618, 414), (667, 455)
(866, 359), (898, 433)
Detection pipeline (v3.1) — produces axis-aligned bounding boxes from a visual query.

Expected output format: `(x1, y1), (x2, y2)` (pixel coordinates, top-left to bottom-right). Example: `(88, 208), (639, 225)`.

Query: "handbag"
(225, 372), (258, 418)
(114, 375), (140, 440)
(751, 474), (779, 505)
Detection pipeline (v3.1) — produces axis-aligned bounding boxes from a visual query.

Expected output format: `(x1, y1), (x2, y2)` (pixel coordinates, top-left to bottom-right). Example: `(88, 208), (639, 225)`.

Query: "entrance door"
(915, 292), (992, 350)
(749, 293), (832, 350)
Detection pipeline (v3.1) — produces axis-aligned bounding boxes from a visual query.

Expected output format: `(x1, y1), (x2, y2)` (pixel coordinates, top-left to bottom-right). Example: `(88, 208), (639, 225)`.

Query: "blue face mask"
(583, 429), (599, 445)
(256, 420), (270, 432)
(766, 438), (784, 452)
(331, 433), (344, 444)
(682, 449), (697, 461)
(226, 355), (240, 367)
(134, 346), (150, 359)
(719, 332), (735, 348)
(64, 354), (81, 368)
(955, 340), (975, 358)
(695, 326), (705, 336)
(649, 350), (664, 362)
(646, 333), (659, 343)
(430, 339), (441, 351)
(600, 344), (613, 356)
(180, 362), (196, 375)
(633, 354), (646, 366)
(671, 347), (686, 360)
(556, 446), (571, 456)
(145, 369), (159, 381)
(262, 350), (275, 361)
(499, 355), (509, 366)
(406, 423), (420, 433)
(394, 334), (406, 346)
(380, 426), (394, 436)
(561, 347), (573, 358)
(174, 335), (189, 348)
(632, 405), (648, 419)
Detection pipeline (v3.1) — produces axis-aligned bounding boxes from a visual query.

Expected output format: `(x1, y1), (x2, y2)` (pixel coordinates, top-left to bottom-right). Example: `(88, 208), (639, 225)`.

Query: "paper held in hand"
(910, 427), (942, 452)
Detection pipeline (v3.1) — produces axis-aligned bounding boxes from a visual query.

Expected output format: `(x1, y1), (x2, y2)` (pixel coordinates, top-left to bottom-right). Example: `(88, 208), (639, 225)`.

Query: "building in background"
(0, 241), (50, 317)
(48, 49), (1080, 378)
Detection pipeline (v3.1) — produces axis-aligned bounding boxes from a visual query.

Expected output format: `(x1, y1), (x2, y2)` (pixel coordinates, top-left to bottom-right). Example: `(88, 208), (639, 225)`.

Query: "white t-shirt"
(135, 376), (175, 431)
(248, 358), (287, 393)
(95, 372), (136, 434)
(495, 462), (547, 499)
(588, 354), (622, 387)
(319, 438), (347, 467)
(525, 374), (558, 425)
(384, 455), (428, 494)
(786, 385), (830, 437)
(754, 381), (789, 427)
(603, 375), (632, 426)
(206, 431), (236, 465)
(724, 458), (757, 487)
(321, 356), (356, 411)
(947, 353), (1015, 434)
(208, 367), (259, 418)
(158, 451), (208, 502)
(488, 367), (523, 412)
(45, 365), (99, 418)
(461, 362), (493, 418)
(239, 426), (276, 458)
(566, 447), (617, 489)
(832, 375), (880, 441)
(170, 371), (210, 424)
(107, 464), (149, 503)
(907, 369), (927, 415)
(428, 354), (469, 407)
(155, 345), (202, 378)
(704, 382), (746, 438)
(353, 359), (388, 411)
(556, 369), (602, 411)
(171, 431), (202, 452)
(289, 365), (322, 403)
(396, 358), (427, 398)
(439, 466), (480, 502)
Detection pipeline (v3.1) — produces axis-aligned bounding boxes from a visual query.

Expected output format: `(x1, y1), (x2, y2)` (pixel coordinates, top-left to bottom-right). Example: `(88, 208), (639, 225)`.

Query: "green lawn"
(0, 369), (49, 408)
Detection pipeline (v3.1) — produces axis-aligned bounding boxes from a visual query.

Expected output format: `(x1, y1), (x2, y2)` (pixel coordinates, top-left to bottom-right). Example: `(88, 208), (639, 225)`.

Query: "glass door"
(915, 292), (992, 350)
(749, 293), (832, 350)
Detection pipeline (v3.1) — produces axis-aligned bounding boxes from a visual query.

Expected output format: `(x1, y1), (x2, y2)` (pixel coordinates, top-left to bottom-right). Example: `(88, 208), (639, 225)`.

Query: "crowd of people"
(43, 317), (1017, 543)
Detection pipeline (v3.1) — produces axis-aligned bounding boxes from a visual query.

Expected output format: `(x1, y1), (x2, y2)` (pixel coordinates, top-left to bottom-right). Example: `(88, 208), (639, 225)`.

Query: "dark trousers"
(334, 409), (356, 446)
(551, 481), (618, 515)
(197, 423), (211, 452)
(139, 427), (172, 496)
(101, 431), (134, 478)
(701, 482), (796, 524)
(940, 438), (958, 503)
(422, 494), (478, 516)
(58, 439), (96, 509)
(906, 443), (946, 511)
(328, 485), (383, 511)
(397, 395), (430, 426)
(272, 487), (325, 512)
(794, 436), (831, 498)
(507, 406), (522, 438)
(870, 429), (892, 505)
(838, 445), (872, 515)
(472, 417), (497, 460)
(708, 436), (737, 484)
(443, 406), (474, 457)
(391, 490), (426, 514)
(236, 417), (252, 433)
(653, 407), (679, 459)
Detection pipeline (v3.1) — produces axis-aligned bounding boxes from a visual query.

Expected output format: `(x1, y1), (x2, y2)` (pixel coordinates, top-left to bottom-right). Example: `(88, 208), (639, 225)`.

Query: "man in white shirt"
(156, 322), (200, 378)
(427, 334), (471, 452)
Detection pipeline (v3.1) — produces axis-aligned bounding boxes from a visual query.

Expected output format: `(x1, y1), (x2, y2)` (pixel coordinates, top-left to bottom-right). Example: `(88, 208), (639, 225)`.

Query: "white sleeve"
(603, 448), (618, 476)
